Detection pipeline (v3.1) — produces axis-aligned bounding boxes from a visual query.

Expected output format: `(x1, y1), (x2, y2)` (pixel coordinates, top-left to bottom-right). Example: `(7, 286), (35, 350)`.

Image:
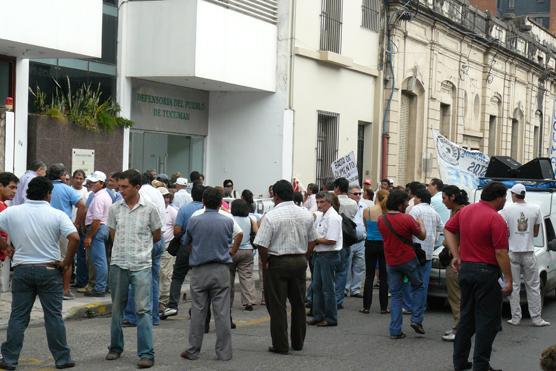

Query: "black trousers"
(453, 262), (502, 371)
(362, 241), (388, 311)
(168, 247), (191, 310)
(264, 254), (307, 353)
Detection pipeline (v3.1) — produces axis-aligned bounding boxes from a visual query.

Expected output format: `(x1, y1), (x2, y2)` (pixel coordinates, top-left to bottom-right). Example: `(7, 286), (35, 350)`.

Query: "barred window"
(320, 0), (343, 53)
(361, 0), (380, 31)
(316, 111), (339, 188)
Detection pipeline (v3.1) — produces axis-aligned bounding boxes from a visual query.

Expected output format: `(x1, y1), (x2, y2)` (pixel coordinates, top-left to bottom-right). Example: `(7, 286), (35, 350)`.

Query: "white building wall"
(291, 0), (380, 187)
(125, 0), (276, 92)
(0, 0), (102, 58)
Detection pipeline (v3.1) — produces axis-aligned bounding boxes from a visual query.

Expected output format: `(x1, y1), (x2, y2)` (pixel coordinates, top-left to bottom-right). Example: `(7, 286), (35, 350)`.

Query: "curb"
(64, 300), (112, 321)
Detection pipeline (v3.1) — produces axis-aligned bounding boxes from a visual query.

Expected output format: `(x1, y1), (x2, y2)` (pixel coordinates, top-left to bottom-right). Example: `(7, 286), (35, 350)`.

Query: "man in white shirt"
(172, 178), (192, 209)
(307, 191), (343, 327)
(408, 189), (443, 301)
(345, 185), (366, 297)
(501, 183), (550, 327)
(333, 177), (358, 308)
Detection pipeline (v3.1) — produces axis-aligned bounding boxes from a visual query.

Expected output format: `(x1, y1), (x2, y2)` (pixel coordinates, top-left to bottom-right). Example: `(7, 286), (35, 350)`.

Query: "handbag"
(166, 237), (182, 257)
(380, 214), (427, 265)
(438, 245), (452, 268)
(341, 213), (359, 246)
(249, 218), (257, 248)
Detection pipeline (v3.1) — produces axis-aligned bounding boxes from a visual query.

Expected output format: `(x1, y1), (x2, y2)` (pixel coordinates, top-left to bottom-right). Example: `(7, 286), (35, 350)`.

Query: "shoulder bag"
(380, 214), (426, 265)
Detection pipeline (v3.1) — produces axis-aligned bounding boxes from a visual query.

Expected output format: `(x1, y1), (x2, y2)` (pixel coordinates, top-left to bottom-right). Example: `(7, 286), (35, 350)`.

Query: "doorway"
(129, 130), (205, 176)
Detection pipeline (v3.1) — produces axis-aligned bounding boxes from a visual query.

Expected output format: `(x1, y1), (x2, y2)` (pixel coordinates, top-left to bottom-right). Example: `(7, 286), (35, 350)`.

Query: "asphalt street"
(3, 292), (556, 371)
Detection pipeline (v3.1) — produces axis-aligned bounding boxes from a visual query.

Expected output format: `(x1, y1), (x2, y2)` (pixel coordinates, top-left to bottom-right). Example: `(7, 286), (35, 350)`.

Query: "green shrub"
(29, 77), (133, 132)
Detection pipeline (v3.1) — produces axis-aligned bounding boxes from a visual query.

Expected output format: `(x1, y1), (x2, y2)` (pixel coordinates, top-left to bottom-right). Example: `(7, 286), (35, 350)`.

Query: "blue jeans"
(334, 246), (350, 305)
(387, 258), (425, 336)
(312, 252), (340, 324)
(345, 241), (365, 295)
(109, 265), (153, 359)
(1, 266), (72, 368)
(90, 224), (108, 293)
(75, 234), (88, 287)
(402, 260), (432, 311)
(124, 239), (163, 325)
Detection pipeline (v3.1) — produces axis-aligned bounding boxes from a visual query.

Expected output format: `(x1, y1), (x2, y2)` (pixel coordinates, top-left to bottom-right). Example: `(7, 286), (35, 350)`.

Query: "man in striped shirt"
(106, 169), (162, 369)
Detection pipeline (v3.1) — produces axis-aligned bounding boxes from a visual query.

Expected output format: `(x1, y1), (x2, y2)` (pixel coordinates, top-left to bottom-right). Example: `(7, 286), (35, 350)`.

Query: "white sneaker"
(163, 308), (178, 317)
(532, 319), (551, 327)
(442, 331), (455, 342)
(507, 319), (520, 326)
(443, 329), (453, 336)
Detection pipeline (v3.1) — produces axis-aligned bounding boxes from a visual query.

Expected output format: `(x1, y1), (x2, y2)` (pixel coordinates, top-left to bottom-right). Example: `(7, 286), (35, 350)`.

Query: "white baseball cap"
(510, 183), (526, 196)
(175, 177), (188, 186)
(87, 171), (106, 183)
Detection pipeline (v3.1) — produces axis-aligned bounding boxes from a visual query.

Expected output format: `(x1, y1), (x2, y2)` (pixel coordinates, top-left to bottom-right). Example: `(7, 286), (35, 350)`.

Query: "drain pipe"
(381, 0), (395, 180)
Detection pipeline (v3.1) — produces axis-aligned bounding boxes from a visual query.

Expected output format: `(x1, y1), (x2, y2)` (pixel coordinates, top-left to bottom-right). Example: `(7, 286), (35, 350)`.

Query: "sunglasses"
(351, 192), (362, 196)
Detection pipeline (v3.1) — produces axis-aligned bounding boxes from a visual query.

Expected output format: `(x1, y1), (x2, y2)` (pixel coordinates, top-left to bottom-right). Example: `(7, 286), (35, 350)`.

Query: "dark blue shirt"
(176, 201), (203, 244)
(183, 209), (233, 266)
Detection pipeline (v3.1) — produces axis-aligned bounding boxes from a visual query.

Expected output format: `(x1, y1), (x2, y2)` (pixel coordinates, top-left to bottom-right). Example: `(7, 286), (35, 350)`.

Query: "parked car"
(428, 180), (556, 304)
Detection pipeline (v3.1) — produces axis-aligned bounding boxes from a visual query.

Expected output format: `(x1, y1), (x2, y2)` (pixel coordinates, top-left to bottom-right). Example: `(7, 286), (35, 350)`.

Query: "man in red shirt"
(445, 181), (512, 371)
(377, 189), (426, 339)
(0, 173), (19, 261)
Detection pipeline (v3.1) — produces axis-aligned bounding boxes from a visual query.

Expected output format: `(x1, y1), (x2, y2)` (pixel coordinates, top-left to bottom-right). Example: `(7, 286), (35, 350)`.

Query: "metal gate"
(316, 111), (339, 188)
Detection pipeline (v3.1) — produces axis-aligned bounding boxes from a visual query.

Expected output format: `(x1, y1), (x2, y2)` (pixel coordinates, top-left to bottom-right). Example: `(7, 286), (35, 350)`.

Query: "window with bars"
(361, 0), (380, 31)
(316, 111), (339, 188)
(320, 0), (343, 53)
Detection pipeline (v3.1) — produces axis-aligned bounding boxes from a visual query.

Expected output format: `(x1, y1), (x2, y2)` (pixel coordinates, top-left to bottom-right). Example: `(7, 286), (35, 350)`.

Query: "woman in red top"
(377, 189), (426, 339)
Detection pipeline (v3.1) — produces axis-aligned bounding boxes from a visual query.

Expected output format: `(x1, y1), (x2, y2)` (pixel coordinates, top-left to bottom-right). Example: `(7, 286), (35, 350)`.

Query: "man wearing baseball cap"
(172, 177), (192, 209)
(501, 183), (550, 327)
(83, 171), (112, 297)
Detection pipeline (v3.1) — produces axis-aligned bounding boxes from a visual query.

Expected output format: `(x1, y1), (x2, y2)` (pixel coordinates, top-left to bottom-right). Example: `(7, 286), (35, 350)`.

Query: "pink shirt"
(85, 188), (112, 225)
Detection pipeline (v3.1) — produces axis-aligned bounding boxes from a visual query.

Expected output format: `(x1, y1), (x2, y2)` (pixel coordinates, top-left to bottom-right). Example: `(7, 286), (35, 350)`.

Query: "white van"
(428, 181), (556, 304)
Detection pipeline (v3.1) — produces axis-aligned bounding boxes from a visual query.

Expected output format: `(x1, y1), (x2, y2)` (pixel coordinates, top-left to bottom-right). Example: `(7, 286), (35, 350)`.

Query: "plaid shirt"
(254, 201), (317, 256)
(108, 196), (162, 271)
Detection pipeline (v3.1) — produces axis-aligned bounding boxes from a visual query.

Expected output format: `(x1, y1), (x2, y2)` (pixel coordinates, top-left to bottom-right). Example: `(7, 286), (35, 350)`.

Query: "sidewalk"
(0, 291), (112, 330)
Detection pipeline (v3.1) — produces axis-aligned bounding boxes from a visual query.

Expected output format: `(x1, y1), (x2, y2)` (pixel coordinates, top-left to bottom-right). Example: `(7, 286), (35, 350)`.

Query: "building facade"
(383, 0), (556, 186)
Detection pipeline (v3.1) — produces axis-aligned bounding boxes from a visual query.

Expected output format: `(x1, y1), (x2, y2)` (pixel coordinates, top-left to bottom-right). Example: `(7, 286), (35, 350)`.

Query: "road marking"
(236, 315), (270, 328)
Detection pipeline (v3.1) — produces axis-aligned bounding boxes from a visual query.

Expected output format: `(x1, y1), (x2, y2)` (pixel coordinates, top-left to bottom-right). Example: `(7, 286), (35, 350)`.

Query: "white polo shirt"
(0, 200), (77, 266)
(314, 207), (343, 252)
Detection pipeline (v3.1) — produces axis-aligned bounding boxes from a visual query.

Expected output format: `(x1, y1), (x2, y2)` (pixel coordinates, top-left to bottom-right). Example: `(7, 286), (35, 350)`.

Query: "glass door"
(129, 130), (204, 177)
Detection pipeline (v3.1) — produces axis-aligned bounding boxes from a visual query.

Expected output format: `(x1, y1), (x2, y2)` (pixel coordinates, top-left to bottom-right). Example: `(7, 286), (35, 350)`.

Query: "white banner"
(433, 131), (490, 189)
(550, 99), (556, 173)
(330, 151), (359, 185)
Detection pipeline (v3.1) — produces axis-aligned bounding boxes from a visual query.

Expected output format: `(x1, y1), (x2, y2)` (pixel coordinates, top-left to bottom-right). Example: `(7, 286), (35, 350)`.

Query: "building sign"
(72, 148), (95, 176)
(131, 80), (209, 136)
(433, 130), (489, 190)
(331, 151), (359, 185)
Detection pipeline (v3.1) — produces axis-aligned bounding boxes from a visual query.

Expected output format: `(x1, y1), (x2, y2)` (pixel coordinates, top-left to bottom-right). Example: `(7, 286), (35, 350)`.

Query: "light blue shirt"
(0, 200), (77, 266)
(430, 192), (450, 248)
(50, 180), (81, 218)
(13, 170), (36, 206)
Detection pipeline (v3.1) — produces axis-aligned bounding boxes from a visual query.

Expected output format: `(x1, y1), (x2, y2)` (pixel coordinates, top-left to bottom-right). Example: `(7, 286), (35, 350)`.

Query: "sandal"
(359, 308), (370, 314)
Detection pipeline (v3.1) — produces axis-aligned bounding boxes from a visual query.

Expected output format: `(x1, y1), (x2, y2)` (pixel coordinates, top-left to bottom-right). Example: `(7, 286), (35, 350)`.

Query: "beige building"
(383, 0), (556, 185)
(290, 0), (383, 188)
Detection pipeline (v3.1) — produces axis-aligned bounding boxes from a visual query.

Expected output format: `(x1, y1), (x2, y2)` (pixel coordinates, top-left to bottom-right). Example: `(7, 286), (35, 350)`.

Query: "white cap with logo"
(87, 171), (107, 183)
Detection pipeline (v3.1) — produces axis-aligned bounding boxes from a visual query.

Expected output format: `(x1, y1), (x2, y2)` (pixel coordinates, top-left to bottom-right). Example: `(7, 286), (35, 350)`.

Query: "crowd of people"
(0, 161), (553, 370)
